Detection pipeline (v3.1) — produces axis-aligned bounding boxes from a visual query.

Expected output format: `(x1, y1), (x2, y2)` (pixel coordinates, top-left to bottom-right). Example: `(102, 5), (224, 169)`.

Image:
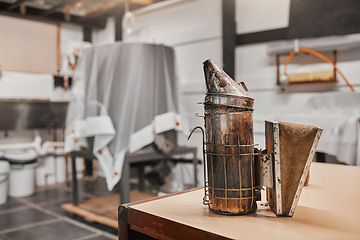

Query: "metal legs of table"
(71, 156), (79, 206)
(70, 155), (131, 205)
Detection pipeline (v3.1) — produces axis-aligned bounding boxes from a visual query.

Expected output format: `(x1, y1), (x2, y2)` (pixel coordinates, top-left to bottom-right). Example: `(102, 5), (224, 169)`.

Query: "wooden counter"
(118, 163), (360, 239)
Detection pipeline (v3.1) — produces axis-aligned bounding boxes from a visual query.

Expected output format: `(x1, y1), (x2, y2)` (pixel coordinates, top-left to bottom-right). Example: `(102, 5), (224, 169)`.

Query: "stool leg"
(71, 156), (79, 206)
(120, 161), (130, 204)
(316, 152), (326, 163)
(138, 166), (146, 192)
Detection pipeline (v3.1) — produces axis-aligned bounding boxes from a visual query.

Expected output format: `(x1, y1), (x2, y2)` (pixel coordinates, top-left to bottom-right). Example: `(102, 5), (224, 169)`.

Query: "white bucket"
(0, 161), (10, 205)
(4, 149), (37, 198)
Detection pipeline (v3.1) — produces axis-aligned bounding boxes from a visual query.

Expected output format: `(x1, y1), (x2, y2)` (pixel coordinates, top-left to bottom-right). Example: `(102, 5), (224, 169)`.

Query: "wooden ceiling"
(0, 0), (166, 28)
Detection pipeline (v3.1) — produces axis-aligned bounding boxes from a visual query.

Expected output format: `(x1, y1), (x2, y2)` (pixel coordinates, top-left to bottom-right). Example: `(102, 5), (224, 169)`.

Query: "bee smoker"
(189, 59), (323, 217)
(189, 59), (258, 215)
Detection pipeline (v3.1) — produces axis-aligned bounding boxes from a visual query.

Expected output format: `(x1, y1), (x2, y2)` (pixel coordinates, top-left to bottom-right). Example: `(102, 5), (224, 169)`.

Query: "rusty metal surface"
(201, 59), (257, 215)
(259, 152), (274, 189)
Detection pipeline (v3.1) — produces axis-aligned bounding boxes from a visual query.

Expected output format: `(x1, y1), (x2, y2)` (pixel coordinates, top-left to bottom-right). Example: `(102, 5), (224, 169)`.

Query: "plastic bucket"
(4, 149), (37, 198)
(0, 161), (10, 205)
(9, 162), (37, 198)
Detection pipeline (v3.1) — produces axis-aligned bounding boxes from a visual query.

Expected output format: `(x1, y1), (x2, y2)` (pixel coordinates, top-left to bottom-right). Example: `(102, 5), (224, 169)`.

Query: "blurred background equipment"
(62, 42), (198, 227)
(278, 47), (355, 92)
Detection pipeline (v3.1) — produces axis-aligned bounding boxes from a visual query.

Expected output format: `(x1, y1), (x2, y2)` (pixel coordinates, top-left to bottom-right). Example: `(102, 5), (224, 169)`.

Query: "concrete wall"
(92, 17), (116, 45)
(125, 0), (360, 183)
(1, 0), (360, 186)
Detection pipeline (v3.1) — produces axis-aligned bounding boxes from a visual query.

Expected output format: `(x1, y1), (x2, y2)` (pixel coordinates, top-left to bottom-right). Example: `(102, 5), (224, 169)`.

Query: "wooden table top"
(129, 162), (360, 239)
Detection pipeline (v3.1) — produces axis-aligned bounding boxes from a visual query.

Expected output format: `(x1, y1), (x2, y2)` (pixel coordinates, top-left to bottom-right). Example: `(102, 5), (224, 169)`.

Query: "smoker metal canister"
(202, 59), (257, 215)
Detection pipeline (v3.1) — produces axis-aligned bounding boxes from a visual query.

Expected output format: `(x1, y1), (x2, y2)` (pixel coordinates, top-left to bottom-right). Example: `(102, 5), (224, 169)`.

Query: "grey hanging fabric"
(65, 43), (185, 190)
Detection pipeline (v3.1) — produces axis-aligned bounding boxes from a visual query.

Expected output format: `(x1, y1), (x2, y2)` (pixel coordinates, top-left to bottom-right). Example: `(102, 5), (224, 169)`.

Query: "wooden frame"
(276, 50), (338, 86)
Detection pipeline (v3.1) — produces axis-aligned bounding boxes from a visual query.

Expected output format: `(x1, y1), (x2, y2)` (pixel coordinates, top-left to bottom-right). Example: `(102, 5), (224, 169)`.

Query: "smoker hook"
(188, 126), (209, 205)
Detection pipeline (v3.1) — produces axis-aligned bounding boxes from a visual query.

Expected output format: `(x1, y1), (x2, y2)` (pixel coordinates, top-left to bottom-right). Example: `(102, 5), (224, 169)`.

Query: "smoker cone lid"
(203, 59), (252, 99)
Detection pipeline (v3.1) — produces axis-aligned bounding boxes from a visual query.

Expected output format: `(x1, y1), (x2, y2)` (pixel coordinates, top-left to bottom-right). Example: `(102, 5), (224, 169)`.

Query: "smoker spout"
(203, 59), (247, 96)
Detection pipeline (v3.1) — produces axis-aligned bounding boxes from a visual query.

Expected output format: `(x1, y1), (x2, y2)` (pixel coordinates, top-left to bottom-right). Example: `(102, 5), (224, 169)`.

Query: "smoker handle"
(188, 126), (209, 205)
(238, 81), (248, 92)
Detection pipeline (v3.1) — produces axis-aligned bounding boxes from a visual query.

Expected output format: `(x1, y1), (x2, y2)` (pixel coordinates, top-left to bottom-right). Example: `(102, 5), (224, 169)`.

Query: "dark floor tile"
(75, 177), (139, 198)
(0, 198), (26, 211)
(40, 196), (90, 216)
(2, 220), (94, 240)
(39, 201), (68, 216)
(84, 235), (115, 240)
(0, 208), (55, 231)
(23, 188), (71, 204)
(78, 178), (115, 198)
(70, 215), (118, 235)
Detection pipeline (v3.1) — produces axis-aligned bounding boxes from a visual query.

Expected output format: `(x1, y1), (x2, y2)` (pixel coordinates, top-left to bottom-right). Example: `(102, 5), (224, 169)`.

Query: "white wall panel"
(175, 38), (222, 87)
(235, 0), (290, 34)
(60, 23), (83, 59)
(92, 17), (116, 45)
(127, 0), (221, 45)
(0, 15), (58, 74)
(0, 71), (53, 99)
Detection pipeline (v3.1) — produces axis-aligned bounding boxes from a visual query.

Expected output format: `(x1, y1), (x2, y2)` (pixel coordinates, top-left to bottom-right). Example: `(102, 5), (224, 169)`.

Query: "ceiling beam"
(84, 2), (116, 15)
(77, 3), (119, 23)
(115, 5), (125, 41)
(64, 5), (70, 21)
(43, 0), (79, 16)
(6, 0), (26, 11)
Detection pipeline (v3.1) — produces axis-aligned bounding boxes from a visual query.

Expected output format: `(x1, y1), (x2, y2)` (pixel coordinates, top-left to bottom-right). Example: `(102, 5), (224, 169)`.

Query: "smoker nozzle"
(203, 59), (248, 96)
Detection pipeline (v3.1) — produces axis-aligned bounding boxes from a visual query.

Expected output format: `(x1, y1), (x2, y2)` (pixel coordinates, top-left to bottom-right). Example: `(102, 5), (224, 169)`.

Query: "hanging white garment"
(277, 92), (360, 166)
(64, 43), (185, 190)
